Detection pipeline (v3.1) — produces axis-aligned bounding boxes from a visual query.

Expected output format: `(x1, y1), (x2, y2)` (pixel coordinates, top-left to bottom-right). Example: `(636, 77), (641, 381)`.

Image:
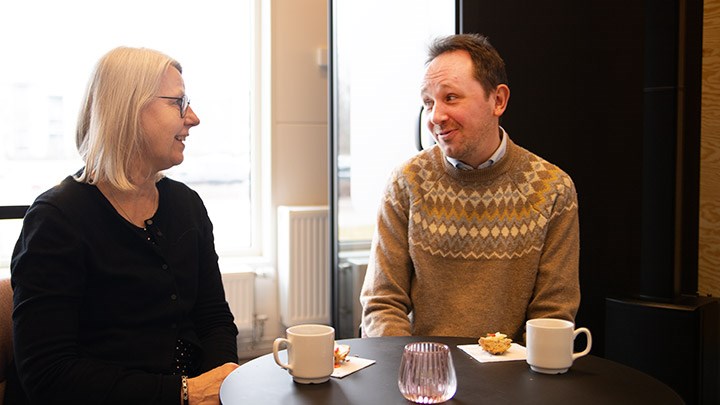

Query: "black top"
(220, 336), (685, 405)
(8, 175), (238, 404)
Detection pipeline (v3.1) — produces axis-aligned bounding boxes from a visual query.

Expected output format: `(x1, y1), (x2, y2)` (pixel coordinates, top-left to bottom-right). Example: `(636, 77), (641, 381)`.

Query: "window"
(0, 1), (263, 273)
(334, 0), (455, 244)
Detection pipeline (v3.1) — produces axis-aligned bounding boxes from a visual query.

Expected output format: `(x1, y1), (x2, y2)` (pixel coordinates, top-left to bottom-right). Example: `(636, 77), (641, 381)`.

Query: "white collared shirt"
(446, 128), (508, 170)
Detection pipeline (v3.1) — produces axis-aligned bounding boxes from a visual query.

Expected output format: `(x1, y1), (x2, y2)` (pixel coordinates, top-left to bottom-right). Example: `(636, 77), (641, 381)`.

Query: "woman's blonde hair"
(75, 46), (182, 190)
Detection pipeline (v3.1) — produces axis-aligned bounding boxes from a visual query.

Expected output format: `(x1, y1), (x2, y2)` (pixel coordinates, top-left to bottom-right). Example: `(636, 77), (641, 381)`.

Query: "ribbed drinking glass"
(398, 342), (457, 404)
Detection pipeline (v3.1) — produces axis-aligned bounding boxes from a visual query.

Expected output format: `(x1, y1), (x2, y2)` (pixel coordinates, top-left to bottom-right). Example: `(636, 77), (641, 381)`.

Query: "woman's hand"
(187, 362), (239, 405)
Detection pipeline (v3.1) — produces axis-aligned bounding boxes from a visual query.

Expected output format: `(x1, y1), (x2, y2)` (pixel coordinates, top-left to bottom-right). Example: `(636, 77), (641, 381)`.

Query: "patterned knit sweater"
(360, 138), (580, 342)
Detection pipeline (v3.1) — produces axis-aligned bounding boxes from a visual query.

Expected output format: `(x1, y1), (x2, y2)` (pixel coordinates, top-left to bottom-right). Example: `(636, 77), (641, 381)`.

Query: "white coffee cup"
(273, 324), (335, 384)
(526, 318), (592, 374)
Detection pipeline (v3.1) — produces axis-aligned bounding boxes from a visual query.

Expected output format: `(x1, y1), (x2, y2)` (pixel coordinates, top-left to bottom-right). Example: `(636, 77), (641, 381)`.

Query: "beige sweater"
(360, 138), (580, 342)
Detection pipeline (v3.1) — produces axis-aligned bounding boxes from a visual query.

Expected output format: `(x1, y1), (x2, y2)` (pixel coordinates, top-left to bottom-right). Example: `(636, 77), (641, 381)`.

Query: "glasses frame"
(157, 95), (190, 118)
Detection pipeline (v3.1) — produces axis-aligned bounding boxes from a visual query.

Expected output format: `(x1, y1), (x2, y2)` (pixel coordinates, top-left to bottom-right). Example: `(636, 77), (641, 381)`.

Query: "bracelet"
(181, 375), (189, 405)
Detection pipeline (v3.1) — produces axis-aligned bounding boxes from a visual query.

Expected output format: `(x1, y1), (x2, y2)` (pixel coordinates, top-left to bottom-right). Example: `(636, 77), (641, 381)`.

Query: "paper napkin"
(457, 343), (527, 363)
(331, 356), (376, 378)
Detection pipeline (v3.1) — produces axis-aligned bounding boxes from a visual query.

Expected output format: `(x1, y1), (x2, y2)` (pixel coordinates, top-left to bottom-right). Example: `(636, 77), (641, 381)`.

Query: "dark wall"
(458, 0), (701, 355)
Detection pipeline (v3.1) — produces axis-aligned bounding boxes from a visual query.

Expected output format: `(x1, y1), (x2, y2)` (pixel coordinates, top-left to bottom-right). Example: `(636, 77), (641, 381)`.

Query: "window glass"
(335, 0), (455, 243)
(0, 0), (257, 271)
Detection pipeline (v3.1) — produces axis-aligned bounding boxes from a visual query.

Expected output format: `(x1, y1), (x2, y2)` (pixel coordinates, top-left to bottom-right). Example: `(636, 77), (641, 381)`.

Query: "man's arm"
(526, 175), (581, 322)
(360, 171), (415, 337)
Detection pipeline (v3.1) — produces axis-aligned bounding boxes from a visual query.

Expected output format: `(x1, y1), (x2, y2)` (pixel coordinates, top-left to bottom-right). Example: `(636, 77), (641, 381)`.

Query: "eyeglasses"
(157, 95), (190, 118)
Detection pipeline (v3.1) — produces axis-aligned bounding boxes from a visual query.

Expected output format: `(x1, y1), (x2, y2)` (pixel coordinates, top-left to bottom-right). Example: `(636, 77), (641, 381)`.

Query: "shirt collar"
(446, 127), (508, 170)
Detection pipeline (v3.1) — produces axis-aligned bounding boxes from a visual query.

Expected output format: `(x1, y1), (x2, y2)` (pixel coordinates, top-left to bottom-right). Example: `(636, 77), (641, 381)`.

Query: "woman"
(7, 47), (239, 404)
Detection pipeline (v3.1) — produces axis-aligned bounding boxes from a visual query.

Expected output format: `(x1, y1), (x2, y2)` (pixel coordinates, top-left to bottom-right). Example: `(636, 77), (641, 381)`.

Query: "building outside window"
(0, 0), (263, 275)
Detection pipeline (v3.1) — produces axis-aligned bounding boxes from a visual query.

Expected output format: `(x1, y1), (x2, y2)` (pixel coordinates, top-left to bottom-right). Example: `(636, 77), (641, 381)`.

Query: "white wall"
(271, 0), (328, 207)
(245, 0), (328, 352)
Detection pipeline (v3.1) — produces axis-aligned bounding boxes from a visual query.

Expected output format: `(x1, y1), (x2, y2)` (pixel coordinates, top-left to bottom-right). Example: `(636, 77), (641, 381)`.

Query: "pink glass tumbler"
(398, 342), (457, 404)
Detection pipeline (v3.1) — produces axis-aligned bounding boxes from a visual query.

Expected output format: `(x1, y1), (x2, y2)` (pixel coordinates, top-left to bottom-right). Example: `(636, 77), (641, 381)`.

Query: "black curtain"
(457, 0), (702, 356)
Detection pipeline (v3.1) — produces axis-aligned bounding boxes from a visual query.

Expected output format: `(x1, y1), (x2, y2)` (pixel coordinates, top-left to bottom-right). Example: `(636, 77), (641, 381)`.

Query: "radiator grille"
(222, 271), (256, 335)
(277, 206), (330, 326)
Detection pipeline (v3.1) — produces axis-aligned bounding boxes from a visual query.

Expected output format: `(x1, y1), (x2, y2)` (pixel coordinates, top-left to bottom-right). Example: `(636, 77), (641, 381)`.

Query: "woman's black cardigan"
(8, 175), (238, 404)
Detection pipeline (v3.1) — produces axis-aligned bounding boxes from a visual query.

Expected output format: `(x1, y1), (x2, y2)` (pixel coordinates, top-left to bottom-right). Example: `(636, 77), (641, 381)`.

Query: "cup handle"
(572, 327), (592, 360)
(273, 338), (292, 370)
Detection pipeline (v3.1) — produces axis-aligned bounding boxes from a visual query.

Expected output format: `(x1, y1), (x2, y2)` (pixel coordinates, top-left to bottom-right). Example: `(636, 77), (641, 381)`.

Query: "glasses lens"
(181, 96), (190, 118)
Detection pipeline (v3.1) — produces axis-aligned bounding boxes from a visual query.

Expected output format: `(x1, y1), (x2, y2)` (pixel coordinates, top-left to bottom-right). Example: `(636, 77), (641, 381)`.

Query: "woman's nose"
(185, 106), (200, 127)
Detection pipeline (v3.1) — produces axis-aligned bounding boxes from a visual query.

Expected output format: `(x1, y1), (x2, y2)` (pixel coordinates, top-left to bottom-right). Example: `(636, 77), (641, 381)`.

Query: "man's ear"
(493, 84), (510, 117)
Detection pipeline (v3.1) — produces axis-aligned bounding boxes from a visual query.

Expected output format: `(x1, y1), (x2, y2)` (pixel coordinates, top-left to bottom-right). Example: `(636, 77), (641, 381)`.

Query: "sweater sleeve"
(191, 197), (238, 370)
(11, 203), (182, 405)
(360, 169), (415, 337)
(525, 174), (581, 323)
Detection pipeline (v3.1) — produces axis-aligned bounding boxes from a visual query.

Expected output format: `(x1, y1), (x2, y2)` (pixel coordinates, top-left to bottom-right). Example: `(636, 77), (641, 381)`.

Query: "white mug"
(526, 318), (592, 374)
(273, 324), (335, 384)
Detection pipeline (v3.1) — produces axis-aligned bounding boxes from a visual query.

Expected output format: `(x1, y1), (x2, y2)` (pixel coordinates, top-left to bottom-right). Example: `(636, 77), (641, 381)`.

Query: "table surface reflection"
(220, 336), (684, 405)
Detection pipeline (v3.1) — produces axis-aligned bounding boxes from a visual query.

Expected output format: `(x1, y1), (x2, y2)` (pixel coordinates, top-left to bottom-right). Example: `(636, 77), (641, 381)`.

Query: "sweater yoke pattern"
(392, 144), (578, 261)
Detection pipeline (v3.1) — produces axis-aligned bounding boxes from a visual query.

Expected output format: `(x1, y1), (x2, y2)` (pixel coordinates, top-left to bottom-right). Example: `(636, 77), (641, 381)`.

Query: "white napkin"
(331, 356), (376, 378)
(457, 343), (527, 363)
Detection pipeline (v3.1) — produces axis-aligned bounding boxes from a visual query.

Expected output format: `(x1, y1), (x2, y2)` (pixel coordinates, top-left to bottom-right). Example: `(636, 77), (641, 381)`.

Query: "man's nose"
(429, 103), (446, 125)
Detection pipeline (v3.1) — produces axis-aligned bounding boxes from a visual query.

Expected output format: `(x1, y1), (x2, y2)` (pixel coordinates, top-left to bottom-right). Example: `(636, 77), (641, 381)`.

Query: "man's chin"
(440, 145), (457, 158)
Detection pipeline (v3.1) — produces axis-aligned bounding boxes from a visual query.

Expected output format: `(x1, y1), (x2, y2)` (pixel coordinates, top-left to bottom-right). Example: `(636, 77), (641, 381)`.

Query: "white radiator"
(348, 257), (369, 335)
(277, 206), (330, 327)
(222, 271), (256, 335)
(337, 251), (370, 338)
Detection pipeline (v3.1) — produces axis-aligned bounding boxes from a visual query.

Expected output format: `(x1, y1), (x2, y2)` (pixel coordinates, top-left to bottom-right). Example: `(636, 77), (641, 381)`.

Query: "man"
(360, 34), (580, 342)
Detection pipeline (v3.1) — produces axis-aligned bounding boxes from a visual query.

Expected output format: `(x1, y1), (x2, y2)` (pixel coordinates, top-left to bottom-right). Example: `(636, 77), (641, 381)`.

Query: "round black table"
(220, 336), (684, 404)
